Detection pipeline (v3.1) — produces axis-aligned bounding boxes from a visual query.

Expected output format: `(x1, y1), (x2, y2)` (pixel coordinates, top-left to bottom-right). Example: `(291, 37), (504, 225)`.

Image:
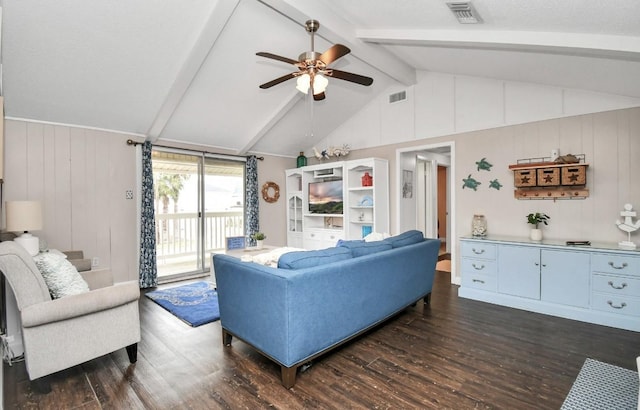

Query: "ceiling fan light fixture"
(313, 74), (328, 94)
(296, 73), (328, 95)
(296, 74), (311, 94)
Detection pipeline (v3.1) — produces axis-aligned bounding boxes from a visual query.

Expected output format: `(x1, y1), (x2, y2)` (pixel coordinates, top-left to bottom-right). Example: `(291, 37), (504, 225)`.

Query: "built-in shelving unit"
(345, 158), (389, 241)
(285, 169), (303, 248)
(286, 158), (389, 249)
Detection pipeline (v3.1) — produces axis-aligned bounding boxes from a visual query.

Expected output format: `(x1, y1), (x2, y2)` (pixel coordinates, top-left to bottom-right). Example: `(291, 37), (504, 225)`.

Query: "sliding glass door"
(152, 149), (245, 282)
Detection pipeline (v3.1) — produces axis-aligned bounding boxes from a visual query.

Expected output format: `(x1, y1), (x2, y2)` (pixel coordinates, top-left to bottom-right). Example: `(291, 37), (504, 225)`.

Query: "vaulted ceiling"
(2, 0), (640, 157)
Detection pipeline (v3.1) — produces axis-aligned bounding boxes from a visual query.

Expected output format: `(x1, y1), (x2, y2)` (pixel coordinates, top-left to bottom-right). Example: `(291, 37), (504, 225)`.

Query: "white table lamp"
(6, 201), (43, 256)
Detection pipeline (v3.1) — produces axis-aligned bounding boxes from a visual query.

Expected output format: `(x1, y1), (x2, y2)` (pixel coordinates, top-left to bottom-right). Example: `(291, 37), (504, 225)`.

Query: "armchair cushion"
(33, 252), (90, 299)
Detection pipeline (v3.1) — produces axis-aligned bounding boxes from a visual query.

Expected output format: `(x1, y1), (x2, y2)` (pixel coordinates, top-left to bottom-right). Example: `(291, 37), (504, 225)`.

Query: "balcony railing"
(155, 211), (243, 276)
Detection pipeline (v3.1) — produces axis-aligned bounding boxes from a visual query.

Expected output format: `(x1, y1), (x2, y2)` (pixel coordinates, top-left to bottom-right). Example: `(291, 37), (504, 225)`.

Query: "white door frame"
(396, 141), (458, 284)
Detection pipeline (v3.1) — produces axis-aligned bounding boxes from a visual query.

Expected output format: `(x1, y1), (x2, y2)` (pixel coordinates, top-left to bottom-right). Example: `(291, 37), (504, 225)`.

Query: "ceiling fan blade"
(327, 69), (374, 86)
(259, 73), (297, 89)
(256, 52), (299, 65)
(313, 92), (326, 101)
(319, 44), (350, 65)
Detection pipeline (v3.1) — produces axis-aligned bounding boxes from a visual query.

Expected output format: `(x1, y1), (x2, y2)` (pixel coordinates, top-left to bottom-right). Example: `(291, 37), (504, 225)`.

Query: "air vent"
(446, 2), (483, 24)
(389, 90), (407, 104)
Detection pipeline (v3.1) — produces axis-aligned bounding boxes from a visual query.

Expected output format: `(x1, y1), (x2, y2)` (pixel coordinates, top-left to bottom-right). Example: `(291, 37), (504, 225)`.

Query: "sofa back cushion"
(278, 247), (353, 269)
(338, 240), (393, 257)
(384, 230), (425, 248)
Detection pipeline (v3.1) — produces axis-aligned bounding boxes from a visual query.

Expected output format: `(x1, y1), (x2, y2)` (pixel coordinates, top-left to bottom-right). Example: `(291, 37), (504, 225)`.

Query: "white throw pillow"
(363, 232), (390, 242)
(33, 252), (90, 299)
(250, 247), (306, 267)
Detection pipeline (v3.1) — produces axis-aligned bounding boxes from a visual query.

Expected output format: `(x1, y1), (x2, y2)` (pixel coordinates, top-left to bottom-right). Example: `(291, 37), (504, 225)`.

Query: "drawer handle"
(472, 263), (485, 270)
(607, 300), (627, 309)
(472, 248), (485, 255)
(607, 281), (627, 290)
(608, 262), (628, 270)
(472, 279), (485, 284)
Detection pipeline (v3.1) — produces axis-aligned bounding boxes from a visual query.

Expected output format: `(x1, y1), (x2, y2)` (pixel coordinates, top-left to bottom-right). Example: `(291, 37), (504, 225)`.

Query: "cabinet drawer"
(461, 258), (497, 276)
(461, 241), (496, 260)
(304, 229), (344, 244)
(592, 274), (640, 297)
(592, 254), (640, 276)
(591, 292), (640, 317)
(462, 273), (497, 292)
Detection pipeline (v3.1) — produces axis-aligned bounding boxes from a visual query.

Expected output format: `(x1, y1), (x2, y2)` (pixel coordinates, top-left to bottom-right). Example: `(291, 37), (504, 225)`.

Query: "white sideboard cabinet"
(459, 236), (640, 332)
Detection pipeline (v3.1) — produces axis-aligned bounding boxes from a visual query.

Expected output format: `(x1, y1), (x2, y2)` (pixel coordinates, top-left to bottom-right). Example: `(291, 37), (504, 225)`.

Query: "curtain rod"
(126, 139), (264, 161)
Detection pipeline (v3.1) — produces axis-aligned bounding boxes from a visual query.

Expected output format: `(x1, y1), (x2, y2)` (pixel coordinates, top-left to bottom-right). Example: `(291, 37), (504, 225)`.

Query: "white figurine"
(615, 203), (640, 250)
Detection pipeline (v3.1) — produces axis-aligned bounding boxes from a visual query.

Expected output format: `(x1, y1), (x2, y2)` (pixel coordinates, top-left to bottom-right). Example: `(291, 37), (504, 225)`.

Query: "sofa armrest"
(21, 280), (140, 328)
(80, 269), (114, 290)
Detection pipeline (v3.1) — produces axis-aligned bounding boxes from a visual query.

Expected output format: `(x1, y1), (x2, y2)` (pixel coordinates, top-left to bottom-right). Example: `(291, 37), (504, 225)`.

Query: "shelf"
(351, 220), (373, 224)
(350, 206), (373, 209)
(349, 186), (373, 191)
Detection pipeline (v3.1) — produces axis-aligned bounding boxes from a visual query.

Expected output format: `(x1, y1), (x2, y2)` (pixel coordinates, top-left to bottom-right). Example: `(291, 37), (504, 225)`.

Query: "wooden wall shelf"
(510, 162), (589, 200)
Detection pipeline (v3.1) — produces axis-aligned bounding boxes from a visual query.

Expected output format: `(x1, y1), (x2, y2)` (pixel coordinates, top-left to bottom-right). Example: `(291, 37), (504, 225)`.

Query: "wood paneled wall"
(340, 107), (640, 283)
(3, 120), (139, 283)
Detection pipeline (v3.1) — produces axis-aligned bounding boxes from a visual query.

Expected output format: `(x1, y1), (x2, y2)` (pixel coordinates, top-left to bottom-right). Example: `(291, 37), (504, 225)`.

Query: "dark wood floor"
(4, 270), (639, 409)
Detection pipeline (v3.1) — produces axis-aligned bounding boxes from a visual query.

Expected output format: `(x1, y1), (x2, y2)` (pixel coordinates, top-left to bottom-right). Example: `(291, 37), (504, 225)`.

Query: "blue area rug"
(145, 281), (220, 327)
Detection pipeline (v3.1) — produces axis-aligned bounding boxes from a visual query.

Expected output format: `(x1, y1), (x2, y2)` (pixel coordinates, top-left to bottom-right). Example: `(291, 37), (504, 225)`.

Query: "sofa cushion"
(33, 252), (90, 299)
(338, 240), (393, 257)
(278, 247), (353, 269)
(384, 230), (425, 248)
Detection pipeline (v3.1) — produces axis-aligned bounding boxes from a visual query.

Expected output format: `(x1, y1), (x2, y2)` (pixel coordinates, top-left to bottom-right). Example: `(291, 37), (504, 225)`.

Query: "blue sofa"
(213, 230), (440, 388)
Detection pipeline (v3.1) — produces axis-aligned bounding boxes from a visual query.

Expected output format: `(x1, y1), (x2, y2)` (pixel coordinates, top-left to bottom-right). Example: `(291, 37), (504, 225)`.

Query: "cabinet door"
(498, 245), (540, 299)
(541, 250), (590, 307)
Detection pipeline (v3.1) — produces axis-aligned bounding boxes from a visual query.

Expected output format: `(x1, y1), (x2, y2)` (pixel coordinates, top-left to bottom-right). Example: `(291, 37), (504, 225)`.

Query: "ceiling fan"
(256, 19), (373, 101)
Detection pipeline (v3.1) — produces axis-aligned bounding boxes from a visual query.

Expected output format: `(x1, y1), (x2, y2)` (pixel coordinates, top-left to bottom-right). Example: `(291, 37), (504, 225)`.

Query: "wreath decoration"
(261, 181), (280, 203)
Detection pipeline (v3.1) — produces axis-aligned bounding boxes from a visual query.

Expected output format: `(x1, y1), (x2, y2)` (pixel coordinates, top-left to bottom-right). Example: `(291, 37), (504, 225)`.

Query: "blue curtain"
(245, 155), (259, 246)
(139, 141), (158, 288)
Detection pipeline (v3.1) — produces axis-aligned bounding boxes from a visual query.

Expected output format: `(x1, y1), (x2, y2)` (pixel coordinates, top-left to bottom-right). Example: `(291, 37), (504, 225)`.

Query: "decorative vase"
(256, 240), (264, 250)
(296, 152), (307, 168)
(361, 172), (372, 187)
(530, 228), (542, 241)
(471, 214), (487, 237)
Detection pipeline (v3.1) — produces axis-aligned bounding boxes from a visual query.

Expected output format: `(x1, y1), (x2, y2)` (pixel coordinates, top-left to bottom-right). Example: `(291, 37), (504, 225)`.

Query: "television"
(308, 180), (343, 214)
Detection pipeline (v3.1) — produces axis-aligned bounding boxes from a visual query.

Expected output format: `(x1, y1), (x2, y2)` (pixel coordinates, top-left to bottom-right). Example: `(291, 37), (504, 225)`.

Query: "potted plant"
(251, 232), (266, 249)
(526, 212), (550, 241)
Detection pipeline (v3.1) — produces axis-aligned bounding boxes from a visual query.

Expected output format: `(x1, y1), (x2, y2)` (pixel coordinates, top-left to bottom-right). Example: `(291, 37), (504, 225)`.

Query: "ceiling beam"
(146, 0), (241, 141)
(239, 90), (301, 155)
(257, 0), (416, 85)
(357, 29), (640, 62)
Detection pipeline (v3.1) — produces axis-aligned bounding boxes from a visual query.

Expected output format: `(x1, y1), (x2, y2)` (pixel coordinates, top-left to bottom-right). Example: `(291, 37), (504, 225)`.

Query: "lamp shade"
(6, 201), (43, 232)
(296, 73), (328, 95)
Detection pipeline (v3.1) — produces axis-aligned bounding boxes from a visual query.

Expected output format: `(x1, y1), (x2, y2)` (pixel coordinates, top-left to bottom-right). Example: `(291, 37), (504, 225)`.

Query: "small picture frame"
(402, 170), (413, 198)
(226, 236), (246, 250)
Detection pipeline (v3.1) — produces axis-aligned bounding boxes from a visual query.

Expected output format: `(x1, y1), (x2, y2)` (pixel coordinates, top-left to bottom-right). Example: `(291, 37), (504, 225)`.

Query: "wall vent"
(446, 2), (483, 24)
(389, 90), (407, 104)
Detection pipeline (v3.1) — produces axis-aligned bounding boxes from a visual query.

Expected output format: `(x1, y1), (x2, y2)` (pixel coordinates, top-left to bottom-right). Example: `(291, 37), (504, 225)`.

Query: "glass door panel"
(152, 150), (246, 281)
(152, 151), (201, 279)
(202, 157), (245, 270)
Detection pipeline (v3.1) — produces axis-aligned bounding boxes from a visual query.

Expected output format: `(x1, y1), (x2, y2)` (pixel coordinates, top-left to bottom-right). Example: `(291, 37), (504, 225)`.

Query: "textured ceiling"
(2, 0), (639, 157)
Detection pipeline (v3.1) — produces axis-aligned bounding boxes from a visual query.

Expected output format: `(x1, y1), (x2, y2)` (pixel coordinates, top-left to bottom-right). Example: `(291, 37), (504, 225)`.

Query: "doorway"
(152, 149), (245, 282)
(397, 142), (457, 284)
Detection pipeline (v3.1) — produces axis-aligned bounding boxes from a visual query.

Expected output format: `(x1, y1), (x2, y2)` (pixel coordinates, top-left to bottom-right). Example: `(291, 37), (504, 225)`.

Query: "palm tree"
(155, 173), (190, 240)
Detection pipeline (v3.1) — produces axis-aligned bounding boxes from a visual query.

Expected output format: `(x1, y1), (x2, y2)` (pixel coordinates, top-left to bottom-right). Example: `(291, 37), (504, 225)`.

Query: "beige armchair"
(0, 241), (140, 390)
